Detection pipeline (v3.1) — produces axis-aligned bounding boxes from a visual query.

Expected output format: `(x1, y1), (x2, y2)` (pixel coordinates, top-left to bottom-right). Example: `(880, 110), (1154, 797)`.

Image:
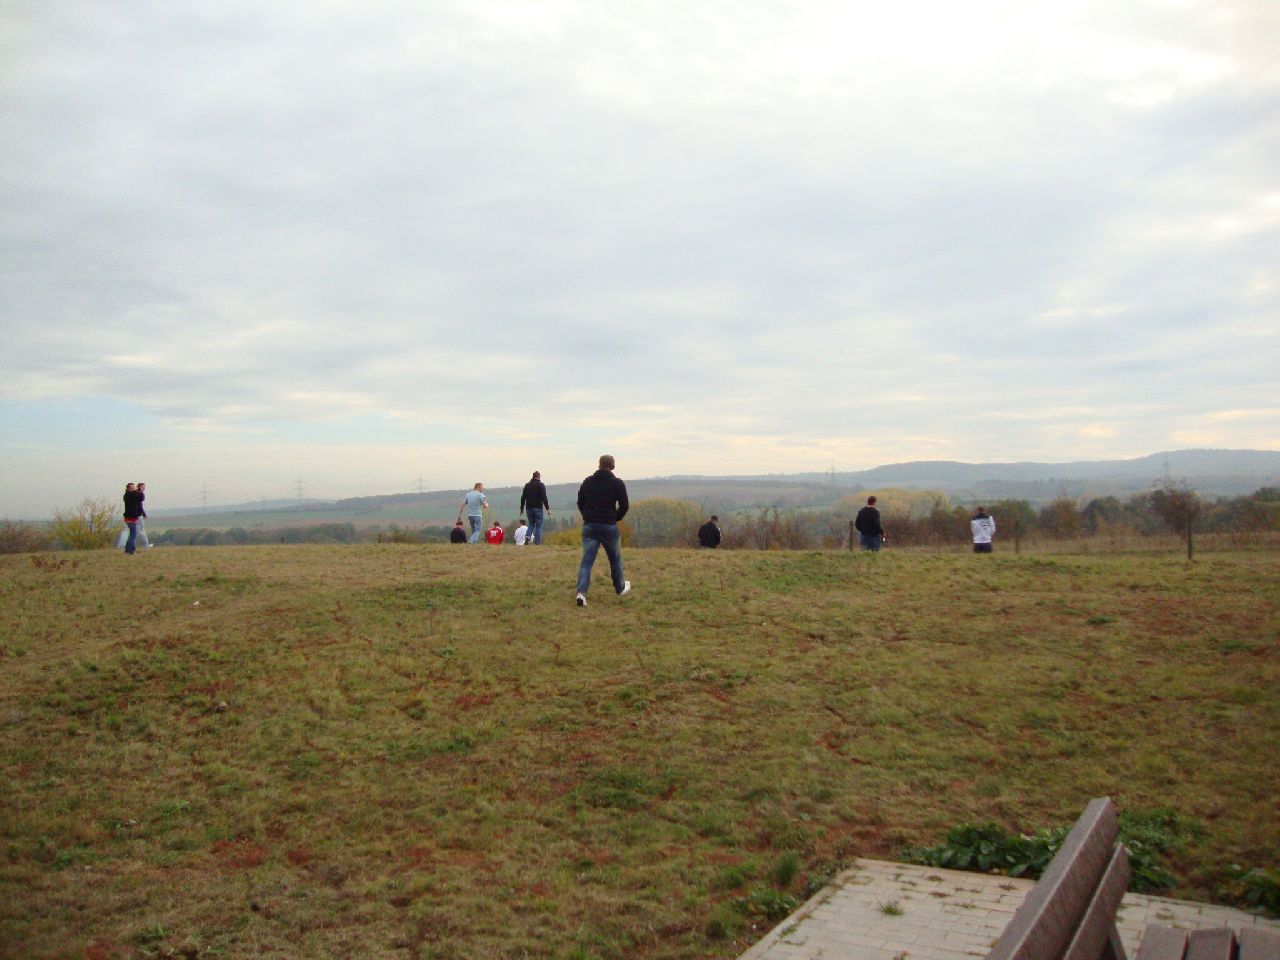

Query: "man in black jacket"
(519, 470), (551, 545)
(854, 496), (884, 551)
(574, 454), (630, 606)
(698, 516), (721, 549)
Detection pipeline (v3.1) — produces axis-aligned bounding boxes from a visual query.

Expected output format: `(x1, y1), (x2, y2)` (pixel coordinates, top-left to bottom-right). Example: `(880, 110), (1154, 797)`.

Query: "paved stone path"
(738, 859), (1280, 960)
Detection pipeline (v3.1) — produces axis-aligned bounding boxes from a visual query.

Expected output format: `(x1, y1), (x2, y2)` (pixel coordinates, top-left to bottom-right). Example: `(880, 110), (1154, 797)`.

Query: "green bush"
(51, 498), (120, 550)
(904, 808), (1201, 892)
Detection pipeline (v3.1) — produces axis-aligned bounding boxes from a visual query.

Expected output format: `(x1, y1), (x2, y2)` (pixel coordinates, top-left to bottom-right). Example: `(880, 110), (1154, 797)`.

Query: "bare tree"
(1149, 482), (1203, 560)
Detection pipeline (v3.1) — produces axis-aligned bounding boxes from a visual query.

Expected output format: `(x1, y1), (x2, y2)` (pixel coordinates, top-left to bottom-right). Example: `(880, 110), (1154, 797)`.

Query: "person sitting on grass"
(485, 521), (505, 545)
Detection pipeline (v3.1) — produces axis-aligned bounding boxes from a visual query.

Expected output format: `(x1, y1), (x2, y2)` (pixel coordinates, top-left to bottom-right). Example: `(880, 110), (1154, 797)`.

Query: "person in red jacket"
(484, 521), (505, 545)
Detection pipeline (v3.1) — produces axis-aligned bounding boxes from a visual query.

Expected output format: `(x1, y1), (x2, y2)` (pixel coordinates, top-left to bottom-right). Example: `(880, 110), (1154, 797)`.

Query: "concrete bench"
(986, 796), (1131, 960)
(1135, 925), (1280, 959)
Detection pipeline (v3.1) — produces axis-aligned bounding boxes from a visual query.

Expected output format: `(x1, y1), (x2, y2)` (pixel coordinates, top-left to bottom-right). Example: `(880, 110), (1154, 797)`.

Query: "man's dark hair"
(710, 515), (718, 522)
(867, 496), (877, 505)
(599, 454), (615, 470)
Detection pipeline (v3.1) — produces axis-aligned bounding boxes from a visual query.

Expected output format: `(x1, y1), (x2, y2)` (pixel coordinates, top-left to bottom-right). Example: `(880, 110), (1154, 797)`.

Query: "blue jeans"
(859, 533), (882, 552)
(576, 523), (625, 595)
(467, 515), (483, 543)
(526, 507), (545, 545)
(125, 520), (138, 554)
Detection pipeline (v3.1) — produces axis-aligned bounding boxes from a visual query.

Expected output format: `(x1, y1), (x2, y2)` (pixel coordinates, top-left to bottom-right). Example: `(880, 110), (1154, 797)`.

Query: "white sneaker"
(618, 581), (631, 597)
(575, 593), (587, 606)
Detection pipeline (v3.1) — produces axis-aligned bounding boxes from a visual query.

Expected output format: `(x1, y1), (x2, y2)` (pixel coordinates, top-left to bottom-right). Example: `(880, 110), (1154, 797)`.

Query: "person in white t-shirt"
(514, 519), (529, 546)
(971, 507), (996, 554)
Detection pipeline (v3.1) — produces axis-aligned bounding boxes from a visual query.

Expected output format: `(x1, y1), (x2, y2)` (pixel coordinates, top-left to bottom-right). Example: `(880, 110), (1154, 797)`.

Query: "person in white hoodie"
(971, 506), (996, 553)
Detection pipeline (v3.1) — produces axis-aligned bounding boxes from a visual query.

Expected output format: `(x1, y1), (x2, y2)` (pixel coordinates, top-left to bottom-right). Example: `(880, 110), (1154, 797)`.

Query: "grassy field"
(2, 544), (1277, 959)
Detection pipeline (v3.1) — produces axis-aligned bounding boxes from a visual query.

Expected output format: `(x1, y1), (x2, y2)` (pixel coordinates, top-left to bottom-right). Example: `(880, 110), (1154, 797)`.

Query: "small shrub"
(734, 888), (798, 922)
(714, 861), (756, 891)
(380, 526), (421, 544)
(1219, 865), (1280, 917)
(1116, 809), (1201, 891)
(769, 851), (801, 887)
(580, 768), (651, 810)
(130, 923), (168, 946)
(52, 498), (120, 550)
(543, 526), (582, 547)
(704, 901), (741, 939)
(0, 520), (55, 554)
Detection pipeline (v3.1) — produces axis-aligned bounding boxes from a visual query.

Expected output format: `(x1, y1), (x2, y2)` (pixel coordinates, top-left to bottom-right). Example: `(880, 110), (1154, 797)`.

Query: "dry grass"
(1, 544), (1277, 959)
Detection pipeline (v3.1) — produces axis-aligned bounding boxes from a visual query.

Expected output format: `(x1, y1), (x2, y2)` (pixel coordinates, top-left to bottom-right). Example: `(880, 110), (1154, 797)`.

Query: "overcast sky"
(2, 0), (1277, 517)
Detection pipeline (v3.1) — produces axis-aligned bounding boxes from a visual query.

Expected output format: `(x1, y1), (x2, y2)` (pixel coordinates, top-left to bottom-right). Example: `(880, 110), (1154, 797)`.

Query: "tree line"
(2, 486), (1276, 554)
(679, 486), (1278, 553)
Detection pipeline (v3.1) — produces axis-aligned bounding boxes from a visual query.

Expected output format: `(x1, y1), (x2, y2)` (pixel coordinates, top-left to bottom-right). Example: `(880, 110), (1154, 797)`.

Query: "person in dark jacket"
(854, 496), (884, 552)
(574, 454), (630, 606)
(449, 520), (467, 544)
(519, 470), (551, 545)
(698, 516), (721, 549)
(122, 482), (143, 554)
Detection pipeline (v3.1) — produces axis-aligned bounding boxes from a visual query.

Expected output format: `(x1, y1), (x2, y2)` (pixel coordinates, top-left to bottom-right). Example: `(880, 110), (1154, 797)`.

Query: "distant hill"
(149, 497), (330, 517)
(149, 449), (1278, 531)
(784, 449), (1280, 501)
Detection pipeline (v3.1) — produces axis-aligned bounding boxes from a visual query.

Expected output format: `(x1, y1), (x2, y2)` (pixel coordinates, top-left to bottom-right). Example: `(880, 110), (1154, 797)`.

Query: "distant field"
(2, 545), (1277, 959)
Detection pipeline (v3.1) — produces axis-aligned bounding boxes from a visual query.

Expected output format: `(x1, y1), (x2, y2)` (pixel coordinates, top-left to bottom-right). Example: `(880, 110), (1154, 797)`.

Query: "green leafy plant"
(904, 809), (1201, 892)
(733, 888), (798, 922)
(1219, 865), (1280, 917)
(904, 822), (1065, 877)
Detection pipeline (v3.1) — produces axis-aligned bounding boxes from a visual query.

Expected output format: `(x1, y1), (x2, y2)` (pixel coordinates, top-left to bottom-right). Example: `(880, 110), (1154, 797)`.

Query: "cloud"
(1, 0), (1277, 514)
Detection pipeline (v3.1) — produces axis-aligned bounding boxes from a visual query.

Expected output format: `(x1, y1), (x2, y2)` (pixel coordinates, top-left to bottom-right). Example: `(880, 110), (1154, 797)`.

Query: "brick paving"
(737, 859), (1280, 960)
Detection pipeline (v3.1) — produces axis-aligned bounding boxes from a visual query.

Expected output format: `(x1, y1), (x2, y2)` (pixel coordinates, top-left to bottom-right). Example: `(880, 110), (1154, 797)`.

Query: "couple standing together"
(122, 482), (147, 554)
